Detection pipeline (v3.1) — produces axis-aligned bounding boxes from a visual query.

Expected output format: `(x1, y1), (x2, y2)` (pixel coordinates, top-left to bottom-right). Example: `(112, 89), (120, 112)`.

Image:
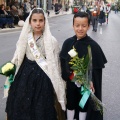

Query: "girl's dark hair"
(29, 9), (45, 23)
(73, 12), (90, 25)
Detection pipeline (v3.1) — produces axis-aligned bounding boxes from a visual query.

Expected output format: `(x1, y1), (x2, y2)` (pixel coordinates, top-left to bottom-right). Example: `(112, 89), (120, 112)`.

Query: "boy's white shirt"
(4, 8), (66, 111)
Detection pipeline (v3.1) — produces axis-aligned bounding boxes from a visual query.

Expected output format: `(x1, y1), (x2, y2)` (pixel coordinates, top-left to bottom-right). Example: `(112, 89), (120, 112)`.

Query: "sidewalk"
(0, 9), (72, 33)
(48, 9), (72, 18)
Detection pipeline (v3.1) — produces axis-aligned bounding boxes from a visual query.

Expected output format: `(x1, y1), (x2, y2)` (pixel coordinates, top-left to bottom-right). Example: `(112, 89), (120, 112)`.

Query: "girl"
(4, 8), (66, 120)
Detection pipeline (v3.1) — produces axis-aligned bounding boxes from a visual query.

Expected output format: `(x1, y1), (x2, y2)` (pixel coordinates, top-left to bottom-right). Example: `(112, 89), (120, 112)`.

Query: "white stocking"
(79, 112), (87, 120)
(67, 109), (75, 120)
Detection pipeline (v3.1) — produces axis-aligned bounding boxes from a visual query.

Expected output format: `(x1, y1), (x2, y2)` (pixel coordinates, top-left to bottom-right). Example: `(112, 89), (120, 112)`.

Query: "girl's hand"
(90, 81), (95, 93)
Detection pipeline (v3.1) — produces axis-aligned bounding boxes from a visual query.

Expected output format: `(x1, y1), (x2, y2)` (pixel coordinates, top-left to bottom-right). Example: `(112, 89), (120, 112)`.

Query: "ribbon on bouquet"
(4, 74), (14, 89)
(79, 86), (91, 109)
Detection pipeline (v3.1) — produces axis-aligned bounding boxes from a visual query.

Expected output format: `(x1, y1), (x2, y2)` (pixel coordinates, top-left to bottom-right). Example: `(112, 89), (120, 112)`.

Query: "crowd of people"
(73, 3), (111, 32)
(0, 1), (69, 29)
(0, 0), (34, 29)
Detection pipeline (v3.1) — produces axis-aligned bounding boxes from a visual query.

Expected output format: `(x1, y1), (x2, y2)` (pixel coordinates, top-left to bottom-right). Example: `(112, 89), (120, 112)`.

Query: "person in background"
(105, 4), (111, 24)
(23, 0), (31, 21)
(18, 5), (24, 20)
(105, 9), (109, 24)
(98, 7), (105, 26)
(91, 5), (100, 32)
(54, 2), (59, 14)
(6, 6), (15, 28)
(51, 3), (54, 10)
(0, 4), (15, 28)
(86, 6), (92, 24)
(0, 4), (7, 28)
(114, 5), (118, 14)
(65, 3), (68, 12)
(13, 0), (20, 9)
(58, 2), (62, 13)
(11, 5), (20, 24)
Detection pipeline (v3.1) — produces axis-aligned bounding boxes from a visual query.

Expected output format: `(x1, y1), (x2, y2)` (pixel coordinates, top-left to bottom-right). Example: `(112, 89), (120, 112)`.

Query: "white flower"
(75, 81), (81, 87)
(1, 63), (14, 74)
(68, 49), (77, 57)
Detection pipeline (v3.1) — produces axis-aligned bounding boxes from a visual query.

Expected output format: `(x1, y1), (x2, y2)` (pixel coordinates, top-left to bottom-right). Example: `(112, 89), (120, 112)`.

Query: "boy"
(60, 12), (107, 120)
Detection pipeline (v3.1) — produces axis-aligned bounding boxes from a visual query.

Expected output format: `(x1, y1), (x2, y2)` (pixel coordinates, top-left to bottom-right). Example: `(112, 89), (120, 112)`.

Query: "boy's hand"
(90, 81), (95, 93)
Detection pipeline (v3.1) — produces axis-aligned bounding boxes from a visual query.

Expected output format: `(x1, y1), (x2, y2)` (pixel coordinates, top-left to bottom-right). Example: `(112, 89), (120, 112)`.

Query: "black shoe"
(9, 24), (15, 28)
(11, 26), (15, 28)
(8, 24), (12, 28)
(2, 25), (6, 29)
(94, 29), (97, 32)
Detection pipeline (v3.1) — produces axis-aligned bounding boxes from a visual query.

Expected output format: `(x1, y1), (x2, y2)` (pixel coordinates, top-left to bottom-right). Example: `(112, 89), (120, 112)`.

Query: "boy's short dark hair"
(73, 12), (90, 25)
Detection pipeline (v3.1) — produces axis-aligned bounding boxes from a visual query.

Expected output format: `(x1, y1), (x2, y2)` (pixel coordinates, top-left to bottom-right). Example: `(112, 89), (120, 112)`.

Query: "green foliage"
(69, 45), (105, 114)
(69, 45), (91, 87)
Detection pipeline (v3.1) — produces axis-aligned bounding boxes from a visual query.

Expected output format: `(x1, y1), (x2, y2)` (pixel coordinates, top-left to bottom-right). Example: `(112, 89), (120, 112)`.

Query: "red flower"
(74, 8), (78, 13)
(69, 72), (74, 80)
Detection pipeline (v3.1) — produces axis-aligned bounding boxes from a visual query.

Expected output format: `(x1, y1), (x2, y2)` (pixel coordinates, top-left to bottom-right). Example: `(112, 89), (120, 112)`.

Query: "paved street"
(0, 11), (120, 120)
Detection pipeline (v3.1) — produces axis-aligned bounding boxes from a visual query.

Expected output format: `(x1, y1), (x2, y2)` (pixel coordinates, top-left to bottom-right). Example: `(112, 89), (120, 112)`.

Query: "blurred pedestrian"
(91, 6), (100, 32)
(11, 5), (20, 24)
(54, 2), (59, 14)
(0, 4), (15, 28)
(23, 0), (31, 21)
(98, 7), (105, 25)
(18, 6), (24, 20)
(105, 5), (110, 24)
(114, 5), (118, 14)
(65, 3), (68, 12)
(86, 6), (92, 24)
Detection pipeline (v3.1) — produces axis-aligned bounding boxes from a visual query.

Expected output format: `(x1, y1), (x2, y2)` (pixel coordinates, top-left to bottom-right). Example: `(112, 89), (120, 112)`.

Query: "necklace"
(35, 34), (43, 42)
(33, 32), (43, 42)
(36, 36), (41, 42)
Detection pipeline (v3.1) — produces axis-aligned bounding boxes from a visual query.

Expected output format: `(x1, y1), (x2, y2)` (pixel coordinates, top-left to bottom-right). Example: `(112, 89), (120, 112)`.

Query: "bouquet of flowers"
(68, 45), (105, 114)
(0, 62), (16, 88)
